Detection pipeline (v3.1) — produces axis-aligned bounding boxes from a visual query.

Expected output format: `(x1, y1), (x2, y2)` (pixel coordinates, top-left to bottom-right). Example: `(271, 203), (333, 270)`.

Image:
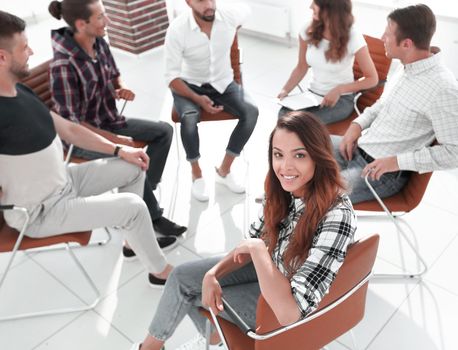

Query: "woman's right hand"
(277, 89), (289, 100)
(202, 271), (224, 315)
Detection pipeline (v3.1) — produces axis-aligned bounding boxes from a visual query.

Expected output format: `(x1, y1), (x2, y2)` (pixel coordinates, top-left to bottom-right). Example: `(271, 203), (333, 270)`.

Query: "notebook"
(277, 90), (324, 110)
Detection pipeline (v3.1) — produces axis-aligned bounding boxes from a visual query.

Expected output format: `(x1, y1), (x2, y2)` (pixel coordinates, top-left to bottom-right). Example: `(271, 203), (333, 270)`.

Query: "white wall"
(166, 0), (458, 78)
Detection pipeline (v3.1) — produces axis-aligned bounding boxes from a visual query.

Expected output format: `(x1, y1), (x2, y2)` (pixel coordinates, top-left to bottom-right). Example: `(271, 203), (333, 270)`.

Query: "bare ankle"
(154, 264), (173, 279)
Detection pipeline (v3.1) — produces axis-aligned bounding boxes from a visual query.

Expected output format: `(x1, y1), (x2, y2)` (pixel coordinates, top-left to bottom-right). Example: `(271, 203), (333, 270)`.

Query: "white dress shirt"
(164, 5), (249, 94)
(355, 53), (458, 173)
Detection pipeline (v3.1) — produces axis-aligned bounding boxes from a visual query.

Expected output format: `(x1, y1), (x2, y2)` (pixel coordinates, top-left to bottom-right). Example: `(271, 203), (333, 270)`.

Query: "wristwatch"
(113, 145), (122, 156)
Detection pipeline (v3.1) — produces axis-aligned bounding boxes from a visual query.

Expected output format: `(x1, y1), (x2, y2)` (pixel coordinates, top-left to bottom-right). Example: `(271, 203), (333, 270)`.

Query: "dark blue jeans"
(172, 81), (259, 162)
(72, 118), (173, 220)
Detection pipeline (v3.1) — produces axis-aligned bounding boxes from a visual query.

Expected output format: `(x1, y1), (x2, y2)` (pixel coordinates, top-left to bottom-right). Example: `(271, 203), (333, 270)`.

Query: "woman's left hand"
(233, 238), (265, 264)
(321, 86), (342, 108)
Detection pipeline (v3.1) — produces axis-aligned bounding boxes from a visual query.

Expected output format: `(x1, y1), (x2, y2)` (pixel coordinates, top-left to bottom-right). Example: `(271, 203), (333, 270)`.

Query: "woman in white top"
(278, 0), (378, 124)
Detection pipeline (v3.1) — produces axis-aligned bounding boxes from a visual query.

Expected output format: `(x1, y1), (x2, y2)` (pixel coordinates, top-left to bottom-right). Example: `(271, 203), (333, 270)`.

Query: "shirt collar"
(404, 51), (441, 76)
(290, 195), (305, 212)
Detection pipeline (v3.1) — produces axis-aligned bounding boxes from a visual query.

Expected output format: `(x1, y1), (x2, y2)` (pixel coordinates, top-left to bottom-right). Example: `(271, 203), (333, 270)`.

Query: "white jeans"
(26, 158), (168, 274)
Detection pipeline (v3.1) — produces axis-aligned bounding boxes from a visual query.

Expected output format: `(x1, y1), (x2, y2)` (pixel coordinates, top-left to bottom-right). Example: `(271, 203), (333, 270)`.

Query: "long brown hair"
(263, 111), (346, 276)
(307, 0), (354, 62)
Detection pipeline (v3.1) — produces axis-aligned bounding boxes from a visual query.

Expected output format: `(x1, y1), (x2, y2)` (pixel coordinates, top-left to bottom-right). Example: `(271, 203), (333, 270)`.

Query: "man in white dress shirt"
(333, 4), (458, 203)
(164, 0), (258, 202)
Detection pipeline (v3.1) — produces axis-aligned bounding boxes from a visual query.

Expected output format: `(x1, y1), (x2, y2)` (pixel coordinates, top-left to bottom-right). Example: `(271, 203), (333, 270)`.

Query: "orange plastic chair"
(202, 234), (380, 350)
(326, 34), (392, 136)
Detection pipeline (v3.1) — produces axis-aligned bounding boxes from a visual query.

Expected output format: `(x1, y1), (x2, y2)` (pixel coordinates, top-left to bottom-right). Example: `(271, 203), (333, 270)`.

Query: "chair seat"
(354, 171), (433, 213)
(0, 213), (91, 252)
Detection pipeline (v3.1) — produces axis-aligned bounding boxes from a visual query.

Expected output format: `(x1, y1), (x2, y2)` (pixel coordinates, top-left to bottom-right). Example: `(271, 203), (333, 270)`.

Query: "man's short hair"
(388, 4), (436, 50)
(0, 11), (26, 51)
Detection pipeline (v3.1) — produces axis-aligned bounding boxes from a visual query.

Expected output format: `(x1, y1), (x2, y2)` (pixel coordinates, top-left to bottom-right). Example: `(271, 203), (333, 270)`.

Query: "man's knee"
(180, 110), (200, 130)
(242, 103), (259, 128)
(117, 192), (148, 215)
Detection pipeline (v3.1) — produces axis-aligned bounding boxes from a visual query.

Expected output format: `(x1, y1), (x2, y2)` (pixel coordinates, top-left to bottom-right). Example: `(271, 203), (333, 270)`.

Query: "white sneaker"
(191, 178), (209, 202)
(175, 335), (223, 350)
(215, 170), (245, 194)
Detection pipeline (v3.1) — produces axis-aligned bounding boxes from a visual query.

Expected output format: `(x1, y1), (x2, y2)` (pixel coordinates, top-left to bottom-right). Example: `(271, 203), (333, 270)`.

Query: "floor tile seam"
(29, 249), (145, 306)
(90, 307), (139, 344)
(424, 201), (458, 218)
(29, 310), (86, 350)
(29, 253), (92, 306)
(0, 250), (38, 277)
(334, 338), (353, 350)
(420, 278), (458, 298)
(364, 282), (421, 350)
(420, 232), (458, 296)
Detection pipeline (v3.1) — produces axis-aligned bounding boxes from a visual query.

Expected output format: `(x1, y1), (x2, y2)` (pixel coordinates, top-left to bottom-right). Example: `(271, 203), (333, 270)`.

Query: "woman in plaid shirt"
(131, 112), (356, 350)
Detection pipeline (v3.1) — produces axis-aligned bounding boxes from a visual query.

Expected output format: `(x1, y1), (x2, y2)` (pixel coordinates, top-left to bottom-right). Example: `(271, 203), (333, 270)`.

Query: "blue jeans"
(72, 118), (173, 220)
(172, 81), (259, 162)
(148, 257), (260, 341)
(278, 93), (355, 124)
(331, 135), (410, 204)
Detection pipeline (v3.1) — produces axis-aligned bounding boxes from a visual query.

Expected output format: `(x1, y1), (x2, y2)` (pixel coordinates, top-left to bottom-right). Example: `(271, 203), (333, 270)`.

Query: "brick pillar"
(103, 0), (169, 54)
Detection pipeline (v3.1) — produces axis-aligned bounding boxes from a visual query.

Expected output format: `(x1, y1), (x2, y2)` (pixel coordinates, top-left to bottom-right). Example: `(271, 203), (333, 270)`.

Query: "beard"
(198, 9), (215, 22)
(10, 61), (30, 80)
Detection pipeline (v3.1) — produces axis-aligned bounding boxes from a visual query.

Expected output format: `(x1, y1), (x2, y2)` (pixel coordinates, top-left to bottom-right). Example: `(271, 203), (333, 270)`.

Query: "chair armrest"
(212, 272), (371, 341)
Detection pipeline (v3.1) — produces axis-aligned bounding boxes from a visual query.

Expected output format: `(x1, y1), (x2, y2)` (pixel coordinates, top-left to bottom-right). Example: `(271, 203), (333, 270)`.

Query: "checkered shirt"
(249, 194), (356, 317)
(355, 52), (458, 173)
(49, 27), (126, 129)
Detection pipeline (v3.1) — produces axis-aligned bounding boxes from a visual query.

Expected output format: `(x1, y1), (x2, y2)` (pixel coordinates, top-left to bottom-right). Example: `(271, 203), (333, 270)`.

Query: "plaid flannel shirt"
(49, 27), (126, 129)
(249, 194), (356, 317)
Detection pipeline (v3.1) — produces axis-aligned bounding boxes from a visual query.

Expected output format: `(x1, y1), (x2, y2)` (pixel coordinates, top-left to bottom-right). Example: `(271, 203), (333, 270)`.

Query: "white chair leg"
(363, 174), (428, 279)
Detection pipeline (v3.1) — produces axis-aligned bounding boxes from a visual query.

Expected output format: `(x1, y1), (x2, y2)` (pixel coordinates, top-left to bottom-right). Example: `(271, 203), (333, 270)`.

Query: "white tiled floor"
(1, 19), (458, 350)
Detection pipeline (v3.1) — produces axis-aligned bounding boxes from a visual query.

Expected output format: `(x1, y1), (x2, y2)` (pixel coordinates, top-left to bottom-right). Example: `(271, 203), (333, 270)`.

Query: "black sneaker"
(123, 237), (177, 261)
(122, 246), (138, 261)
(153, 216), (187, 237)
(157, 236), (178, 251)
(148, 273), (167, 288)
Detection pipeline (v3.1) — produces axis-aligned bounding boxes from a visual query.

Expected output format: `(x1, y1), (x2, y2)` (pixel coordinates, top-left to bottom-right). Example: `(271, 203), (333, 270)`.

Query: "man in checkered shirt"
(332, 4), (458, 204)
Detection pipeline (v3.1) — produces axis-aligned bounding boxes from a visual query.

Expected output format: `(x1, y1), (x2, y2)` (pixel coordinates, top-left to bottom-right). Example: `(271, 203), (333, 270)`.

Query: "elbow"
(275, 308), (301, 327)
(367, 72), (379, 89)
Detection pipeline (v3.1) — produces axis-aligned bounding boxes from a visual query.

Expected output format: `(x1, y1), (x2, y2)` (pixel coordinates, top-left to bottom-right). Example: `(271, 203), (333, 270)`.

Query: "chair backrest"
(20, 60), (53, 109)
(353, 35), (391, 112)
(171, 33), (241, 123)
(202, 235), (379, 350)
(254, 234), (380, 350)
(354, 171), (433, 213)
(0, 212), (91, 252)
(326, 35), (391, 135)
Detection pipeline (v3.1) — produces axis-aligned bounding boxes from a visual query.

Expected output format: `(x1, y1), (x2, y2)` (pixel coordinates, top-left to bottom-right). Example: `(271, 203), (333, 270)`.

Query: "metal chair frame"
(359, 174), (428, 280)
(209, 273), (371, 349)
(0, 206), (101, 322)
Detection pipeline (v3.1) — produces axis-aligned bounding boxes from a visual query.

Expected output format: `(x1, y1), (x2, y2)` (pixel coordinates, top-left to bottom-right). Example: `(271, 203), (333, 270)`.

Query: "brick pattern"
(103, 0), (169, 54)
